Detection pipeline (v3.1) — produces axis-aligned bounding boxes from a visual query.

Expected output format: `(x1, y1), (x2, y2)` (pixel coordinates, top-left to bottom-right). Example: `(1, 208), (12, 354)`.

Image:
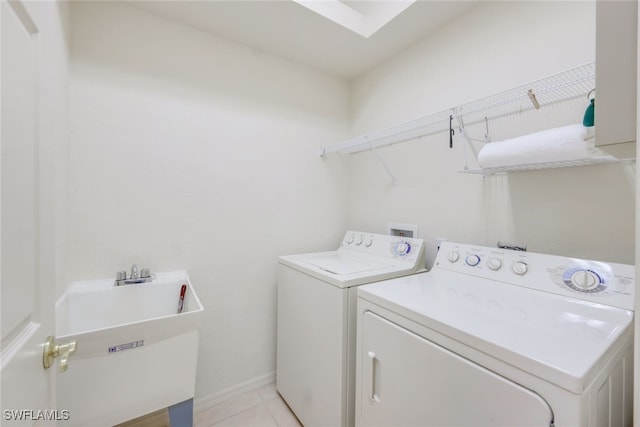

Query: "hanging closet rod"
(321, 110), (451, 155)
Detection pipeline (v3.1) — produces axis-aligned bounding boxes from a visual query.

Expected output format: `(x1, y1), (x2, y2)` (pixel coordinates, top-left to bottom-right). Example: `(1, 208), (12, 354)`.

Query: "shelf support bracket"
(368, 140), (397, 186)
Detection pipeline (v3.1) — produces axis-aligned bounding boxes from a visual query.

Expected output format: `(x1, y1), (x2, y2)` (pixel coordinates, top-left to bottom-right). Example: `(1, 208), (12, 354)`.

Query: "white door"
(1, 1), (61, 424)
(357, 311), (554, 427)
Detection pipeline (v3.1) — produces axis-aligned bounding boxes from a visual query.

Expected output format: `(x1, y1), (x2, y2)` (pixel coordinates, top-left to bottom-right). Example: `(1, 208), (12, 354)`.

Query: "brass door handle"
(43, 336), (77, 372)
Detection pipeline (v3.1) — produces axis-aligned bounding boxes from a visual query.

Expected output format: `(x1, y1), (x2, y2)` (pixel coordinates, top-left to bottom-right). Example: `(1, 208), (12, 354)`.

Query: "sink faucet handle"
(140, 268), (151, 278)
(130, 264), (138, 280)
(116, 271), (127, 281)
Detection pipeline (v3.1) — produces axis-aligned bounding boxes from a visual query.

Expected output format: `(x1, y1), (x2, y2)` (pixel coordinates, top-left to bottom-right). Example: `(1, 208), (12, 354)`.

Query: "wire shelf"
(456, 62), (595, 126)
(461, 155), (634, 175)
(320, 62), (636, 177)
(321, 62), (597, 158)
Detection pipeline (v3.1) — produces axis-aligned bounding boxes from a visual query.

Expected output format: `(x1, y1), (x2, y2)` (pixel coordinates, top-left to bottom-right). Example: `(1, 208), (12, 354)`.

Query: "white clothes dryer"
(277, 231), (425, 427)
(356, 241), (634, 427)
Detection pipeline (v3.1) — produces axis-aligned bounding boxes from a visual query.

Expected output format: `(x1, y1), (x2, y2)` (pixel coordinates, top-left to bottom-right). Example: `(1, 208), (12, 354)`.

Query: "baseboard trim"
(194, 371), (276, 413)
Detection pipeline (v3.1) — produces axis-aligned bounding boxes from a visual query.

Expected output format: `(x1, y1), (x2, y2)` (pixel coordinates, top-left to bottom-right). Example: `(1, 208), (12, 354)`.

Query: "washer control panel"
(434, 242), (634, 310)
(340, 230), (425, 264)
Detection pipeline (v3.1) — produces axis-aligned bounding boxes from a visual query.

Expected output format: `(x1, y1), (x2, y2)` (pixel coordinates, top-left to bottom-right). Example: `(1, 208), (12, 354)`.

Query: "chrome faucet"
(115, 264), (153, 286)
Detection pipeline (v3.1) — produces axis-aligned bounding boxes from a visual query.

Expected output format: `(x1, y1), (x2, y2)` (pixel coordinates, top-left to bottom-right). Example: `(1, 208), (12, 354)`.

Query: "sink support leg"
(168, 398), (193, 427)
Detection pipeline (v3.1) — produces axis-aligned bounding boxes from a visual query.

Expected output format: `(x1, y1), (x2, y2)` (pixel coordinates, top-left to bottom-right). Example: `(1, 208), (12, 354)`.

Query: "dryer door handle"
(368, 351), (381, 403)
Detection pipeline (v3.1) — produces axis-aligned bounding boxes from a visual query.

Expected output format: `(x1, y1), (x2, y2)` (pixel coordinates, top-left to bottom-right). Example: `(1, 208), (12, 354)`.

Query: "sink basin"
(55, 271), (204, 426)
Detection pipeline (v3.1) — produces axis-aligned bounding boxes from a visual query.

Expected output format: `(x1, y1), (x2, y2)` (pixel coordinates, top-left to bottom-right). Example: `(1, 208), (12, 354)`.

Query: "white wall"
(69, 2), (349, 401)
(349, 1), (635, 266)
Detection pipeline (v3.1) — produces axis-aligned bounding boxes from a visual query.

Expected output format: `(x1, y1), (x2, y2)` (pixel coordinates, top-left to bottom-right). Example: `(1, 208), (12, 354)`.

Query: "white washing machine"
(277, 230), (425, 427)
(356, 241), (635, 427)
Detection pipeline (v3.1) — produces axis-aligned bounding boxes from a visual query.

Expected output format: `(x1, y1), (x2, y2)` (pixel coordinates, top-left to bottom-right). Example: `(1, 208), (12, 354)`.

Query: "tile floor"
(117, 383), (301, 427)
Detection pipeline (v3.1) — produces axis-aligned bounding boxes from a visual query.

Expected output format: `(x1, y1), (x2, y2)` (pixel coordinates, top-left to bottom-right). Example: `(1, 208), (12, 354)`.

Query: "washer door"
(358, 311), (553, 427)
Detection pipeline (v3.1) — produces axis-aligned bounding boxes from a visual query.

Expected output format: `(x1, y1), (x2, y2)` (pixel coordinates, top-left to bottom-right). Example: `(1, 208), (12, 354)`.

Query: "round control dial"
(487, 257), (502, 271)
(465, 254), (481, 267)
(563, 268), (606, 293)
(447, 251), (460, 263)
(364, 238), (373, 247)
(394, 241), (411, 256)
(354, 235), (363, 245)
(346, 234), (354, 244)
(512, 261), (528, 276)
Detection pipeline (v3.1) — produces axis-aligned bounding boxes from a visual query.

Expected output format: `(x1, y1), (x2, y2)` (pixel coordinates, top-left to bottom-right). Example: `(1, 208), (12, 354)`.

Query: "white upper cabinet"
(595, 0), (637, 153)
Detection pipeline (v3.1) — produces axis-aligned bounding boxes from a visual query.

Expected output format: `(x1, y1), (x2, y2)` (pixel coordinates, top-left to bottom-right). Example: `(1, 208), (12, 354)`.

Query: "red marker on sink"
(177, 284), (187, 314)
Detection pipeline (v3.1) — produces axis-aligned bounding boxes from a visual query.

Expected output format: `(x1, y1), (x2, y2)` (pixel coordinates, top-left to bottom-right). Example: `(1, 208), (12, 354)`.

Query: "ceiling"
(131, 0), (479, 79)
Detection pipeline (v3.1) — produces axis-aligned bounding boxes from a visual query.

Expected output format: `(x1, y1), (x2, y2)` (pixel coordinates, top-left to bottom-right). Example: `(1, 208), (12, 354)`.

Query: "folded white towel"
(477, 124), (591, 168)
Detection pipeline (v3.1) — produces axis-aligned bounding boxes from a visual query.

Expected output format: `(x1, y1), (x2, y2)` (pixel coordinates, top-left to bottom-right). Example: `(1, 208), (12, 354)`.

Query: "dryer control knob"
(512, 261), (529, 276)
(346, 234), (354, 244)
(465, 254), (481, 267)
(364, 238), (373, 247)
(447, 251), (460, 263)
(487, 257), (502, 271)
(570, 269), (600, 290)
(355, 234), (363, 245)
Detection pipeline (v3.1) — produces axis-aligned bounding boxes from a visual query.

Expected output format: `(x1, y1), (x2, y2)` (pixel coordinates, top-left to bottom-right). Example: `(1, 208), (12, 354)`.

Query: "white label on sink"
(108, 340), (144, 353)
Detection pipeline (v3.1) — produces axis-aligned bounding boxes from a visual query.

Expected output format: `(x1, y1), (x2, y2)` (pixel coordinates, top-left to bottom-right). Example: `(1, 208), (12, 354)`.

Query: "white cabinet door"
(357, 311), (553, 427)
(1, 1), (59, 424)
(595, 0), (637, 149)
